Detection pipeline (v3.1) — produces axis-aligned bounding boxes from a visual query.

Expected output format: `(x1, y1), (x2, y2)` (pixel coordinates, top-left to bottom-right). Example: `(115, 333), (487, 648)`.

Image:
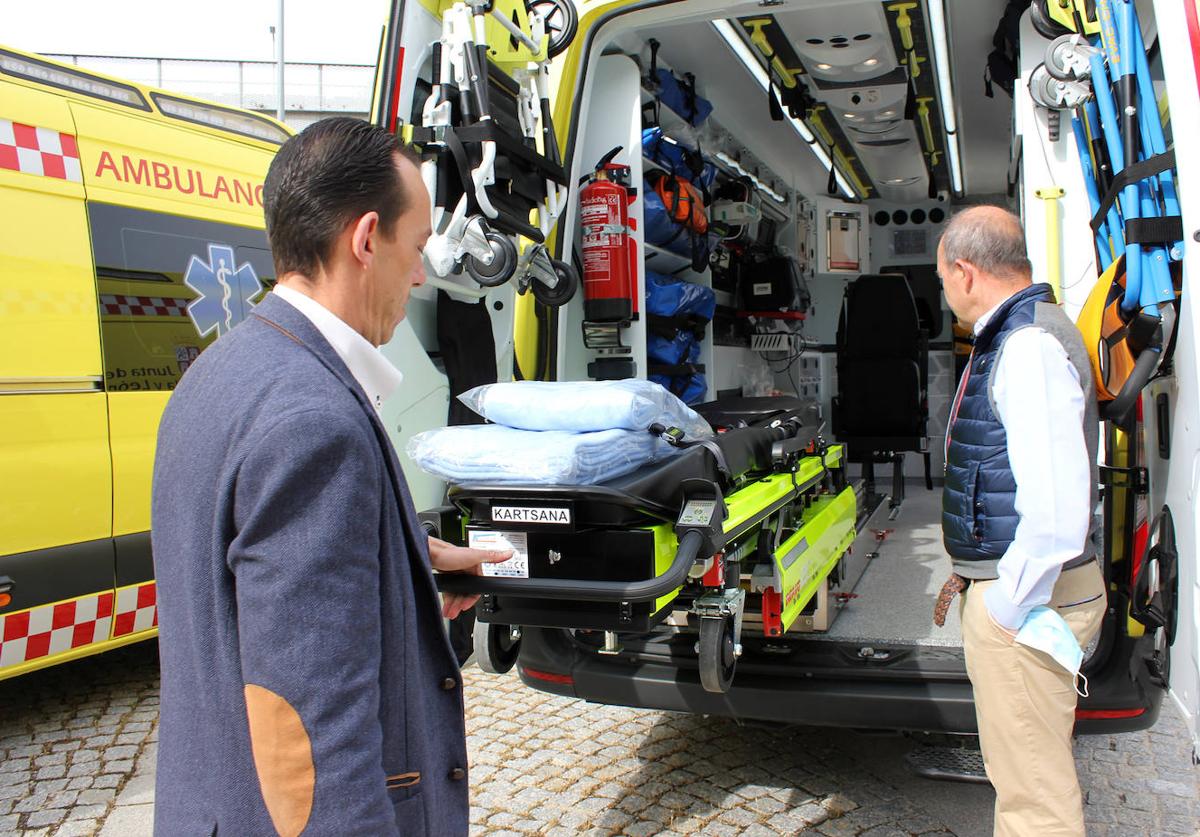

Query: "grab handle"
(434, 530), (705, 602)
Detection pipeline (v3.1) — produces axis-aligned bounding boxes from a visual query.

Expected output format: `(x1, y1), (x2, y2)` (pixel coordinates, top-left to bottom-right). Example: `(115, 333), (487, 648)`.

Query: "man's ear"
(957, 259), (975, 294)
(350, 212), (381, 269)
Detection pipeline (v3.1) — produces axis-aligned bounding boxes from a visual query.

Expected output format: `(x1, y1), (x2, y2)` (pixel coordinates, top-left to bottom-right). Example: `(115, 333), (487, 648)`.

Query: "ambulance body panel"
(0, 46), (285, 679)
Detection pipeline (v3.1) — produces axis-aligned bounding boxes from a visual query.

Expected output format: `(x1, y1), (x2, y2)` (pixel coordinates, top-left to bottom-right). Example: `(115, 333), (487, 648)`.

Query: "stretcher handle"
(433, 530), (706, 602)
(1103, 341), (1160, 428)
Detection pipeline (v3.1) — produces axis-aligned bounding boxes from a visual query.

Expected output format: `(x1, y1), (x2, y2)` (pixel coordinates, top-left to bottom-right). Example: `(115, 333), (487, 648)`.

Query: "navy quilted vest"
(942, 283), (1098, 576)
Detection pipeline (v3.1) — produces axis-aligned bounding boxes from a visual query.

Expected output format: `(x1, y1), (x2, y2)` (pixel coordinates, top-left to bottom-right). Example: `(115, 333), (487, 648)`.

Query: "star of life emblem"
(183, 244), (263, 339)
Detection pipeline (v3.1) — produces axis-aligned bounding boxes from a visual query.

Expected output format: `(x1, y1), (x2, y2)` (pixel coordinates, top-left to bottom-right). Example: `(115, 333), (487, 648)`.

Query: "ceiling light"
(712, 19), (856, 199)
(926, 0), (964, 194)
(880, 109), (896, 117)
(843, 113), (857, 119)
(815, 63), (833, 70)
(862, 58), (879, 67)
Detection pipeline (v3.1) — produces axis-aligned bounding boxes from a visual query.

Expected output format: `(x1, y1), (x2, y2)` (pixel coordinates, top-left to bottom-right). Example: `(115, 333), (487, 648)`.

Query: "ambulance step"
(904, 745), (990, 784)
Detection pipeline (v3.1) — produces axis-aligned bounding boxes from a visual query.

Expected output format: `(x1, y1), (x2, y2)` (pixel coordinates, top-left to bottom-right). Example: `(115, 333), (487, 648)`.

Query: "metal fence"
(47, 54), (373, 124)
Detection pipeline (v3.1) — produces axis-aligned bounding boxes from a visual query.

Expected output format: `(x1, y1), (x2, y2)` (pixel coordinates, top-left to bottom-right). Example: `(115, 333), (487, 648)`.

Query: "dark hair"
(263, 117), (420, 277)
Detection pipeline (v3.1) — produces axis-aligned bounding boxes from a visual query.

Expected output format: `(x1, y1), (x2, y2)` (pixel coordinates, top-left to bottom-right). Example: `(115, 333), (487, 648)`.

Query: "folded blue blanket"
(457, 379), (712, 439)
(406, 425), (683, 486)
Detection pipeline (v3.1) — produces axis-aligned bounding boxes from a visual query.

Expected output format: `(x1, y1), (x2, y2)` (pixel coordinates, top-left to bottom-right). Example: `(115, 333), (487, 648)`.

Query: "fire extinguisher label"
(583, 248), (611, 280)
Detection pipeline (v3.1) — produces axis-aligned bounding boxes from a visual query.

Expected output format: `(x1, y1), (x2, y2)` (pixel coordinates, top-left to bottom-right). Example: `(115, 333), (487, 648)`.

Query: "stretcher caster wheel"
(1044, 34), (1088, 82)
(1030, 0), (1072, 40)
(531, 259), (579, 308)
(474, 622), (521, 674)
(466, 232), (518, 287)
(698, 616), (737, 694)
(528, 0), (578, 58)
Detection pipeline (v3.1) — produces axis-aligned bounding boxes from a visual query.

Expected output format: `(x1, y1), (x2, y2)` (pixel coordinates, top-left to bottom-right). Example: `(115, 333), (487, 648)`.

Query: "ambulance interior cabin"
(534, 0), (1170, 649)
(390, 0), (1183, 684)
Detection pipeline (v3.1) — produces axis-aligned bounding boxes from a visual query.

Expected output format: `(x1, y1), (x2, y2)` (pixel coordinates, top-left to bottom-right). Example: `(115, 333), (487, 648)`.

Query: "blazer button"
(441, 677), (457, 691)
(449, 767), (466, 781)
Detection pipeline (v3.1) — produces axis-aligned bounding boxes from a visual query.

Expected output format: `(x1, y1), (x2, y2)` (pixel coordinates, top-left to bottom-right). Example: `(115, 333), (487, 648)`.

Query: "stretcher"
(1026, 0), (1182, 426)
(427, 397), (857, 693)
(407, 0), (579, 307)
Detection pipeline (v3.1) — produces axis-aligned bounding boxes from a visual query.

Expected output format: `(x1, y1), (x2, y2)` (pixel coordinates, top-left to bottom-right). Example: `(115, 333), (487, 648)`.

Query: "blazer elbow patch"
(244, 684), (315, 837)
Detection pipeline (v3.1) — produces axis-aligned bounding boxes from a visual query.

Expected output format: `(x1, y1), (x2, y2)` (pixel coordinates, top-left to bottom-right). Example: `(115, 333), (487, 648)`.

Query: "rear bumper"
(515, 624), (1164, 736)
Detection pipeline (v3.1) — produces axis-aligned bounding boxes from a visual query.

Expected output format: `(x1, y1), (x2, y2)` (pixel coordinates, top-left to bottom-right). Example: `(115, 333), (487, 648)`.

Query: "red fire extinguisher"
(580, 147), (638, 322)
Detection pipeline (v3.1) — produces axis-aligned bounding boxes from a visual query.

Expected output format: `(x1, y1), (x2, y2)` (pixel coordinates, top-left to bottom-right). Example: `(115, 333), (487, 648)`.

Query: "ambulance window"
(87, 204), (275, 393)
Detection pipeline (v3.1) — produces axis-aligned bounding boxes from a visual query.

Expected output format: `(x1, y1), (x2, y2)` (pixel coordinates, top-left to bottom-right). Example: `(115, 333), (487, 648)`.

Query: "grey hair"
(939, 206), (1032, 280)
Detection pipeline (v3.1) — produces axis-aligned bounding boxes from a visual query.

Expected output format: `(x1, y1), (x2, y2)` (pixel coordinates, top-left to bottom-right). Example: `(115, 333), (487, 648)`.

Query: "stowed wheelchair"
(427, 397), (858, 694)
(408, 0), (580, 307)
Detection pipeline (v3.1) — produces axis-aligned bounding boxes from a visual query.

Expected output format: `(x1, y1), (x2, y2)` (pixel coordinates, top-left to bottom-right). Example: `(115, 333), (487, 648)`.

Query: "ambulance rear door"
(1147, 0), (1199, 761)
(370, 0), (543, 511)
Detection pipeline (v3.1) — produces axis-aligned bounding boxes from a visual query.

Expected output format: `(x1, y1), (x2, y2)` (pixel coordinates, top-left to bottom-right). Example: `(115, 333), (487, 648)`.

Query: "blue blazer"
(151, 293), (468, 836)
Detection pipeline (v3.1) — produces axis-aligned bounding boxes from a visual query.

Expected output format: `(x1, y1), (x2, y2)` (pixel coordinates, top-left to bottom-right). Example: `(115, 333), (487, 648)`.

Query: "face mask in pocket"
(1014, 606), (1089, 697)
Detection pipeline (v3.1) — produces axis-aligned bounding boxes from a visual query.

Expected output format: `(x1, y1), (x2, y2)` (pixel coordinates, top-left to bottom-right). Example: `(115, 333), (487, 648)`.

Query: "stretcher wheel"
(466, 232), (518, 287)
(531, 258), (579, 308)
(1028, 64), (1062, 110)
(698, 616), (737, 694)
(473, 622), (521, 674)
(1044, 34), (1085, 82)
(1030, 0), (1072, 40)
(527, 0), (578, 58)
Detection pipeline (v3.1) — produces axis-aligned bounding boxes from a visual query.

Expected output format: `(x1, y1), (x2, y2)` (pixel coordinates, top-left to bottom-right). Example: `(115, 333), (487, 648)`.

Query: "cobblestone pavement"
(0, 640), (1196, 836)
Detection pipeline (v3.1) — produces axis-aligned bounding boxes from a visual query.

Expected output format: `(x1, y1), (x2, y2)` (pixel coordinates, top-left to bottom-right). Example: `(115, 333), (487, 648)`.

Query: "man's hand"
(427, 536), (514, 619)
(987, 609), (1019, 642)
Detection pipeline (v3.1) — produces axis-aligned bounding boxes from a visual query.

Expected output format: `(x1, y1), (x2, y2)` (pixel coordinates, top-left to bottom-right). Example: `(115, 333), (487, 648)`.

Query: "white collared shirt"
(272, 284), (404, 414)
(965, 297), (1092, 631)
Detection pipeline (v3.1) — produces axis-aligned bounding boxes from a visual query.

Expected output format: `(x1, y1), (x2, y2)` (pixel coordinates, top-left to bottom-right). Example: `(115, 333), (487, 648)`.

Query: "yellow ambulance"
(0, 45), (289, 679)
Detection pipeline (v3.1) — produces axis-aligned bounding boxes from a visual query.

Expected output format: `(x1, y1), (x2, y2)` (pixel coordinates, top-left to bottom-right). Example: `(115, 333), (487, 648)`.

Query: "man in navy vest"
(935, 206), (1105, 836)
(153, 118), (510, 835)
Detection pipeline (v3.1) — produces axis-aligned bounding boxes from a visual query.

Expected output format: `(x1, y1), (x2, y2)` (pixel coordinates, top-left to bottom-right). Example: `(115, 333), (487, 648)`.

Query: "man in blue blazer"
(152, 118), (509, 835)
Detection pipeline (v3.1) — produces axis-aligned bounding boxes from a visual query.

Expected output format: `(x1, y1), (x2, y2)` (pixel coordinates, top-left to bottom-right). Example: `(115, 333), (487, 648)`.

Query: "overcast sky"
(6, 0), (392, 65)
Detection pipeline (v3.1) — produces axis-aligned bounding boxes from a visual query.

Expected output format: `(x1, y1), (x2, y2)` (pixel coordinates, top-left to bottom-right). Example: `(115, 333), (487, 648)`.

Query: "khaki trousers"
(961, 560), (1107, 837)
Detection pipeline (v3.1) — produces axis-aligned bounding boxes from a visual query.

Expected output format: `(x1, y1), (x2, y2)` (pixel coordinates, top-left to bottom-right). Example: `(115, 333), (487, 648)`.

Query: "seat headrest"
(838, 273), (922, 357)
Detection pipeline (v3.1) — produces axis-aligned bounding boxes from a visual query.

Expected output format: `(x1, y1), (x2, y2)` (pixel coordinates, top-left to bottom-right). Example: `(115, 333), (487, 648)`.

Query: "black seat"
(832, 274), (931, 504)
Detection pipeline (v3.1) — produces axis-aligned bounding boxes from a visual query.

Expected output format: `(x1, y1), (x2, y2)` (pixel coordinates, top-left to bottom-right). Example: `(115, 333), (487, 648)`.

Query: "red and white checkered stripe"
(0, 591), (114, 670)
(113, 582), (157, 638)
(0, 118), (82, 182)
(100, 294), (190, 318)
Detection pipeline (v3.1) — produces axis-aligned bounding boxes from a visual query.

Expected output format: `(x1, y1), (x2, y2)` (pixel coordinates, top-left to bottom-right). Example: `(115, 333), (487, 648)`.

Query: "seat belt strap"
(649, 423), (732, 483)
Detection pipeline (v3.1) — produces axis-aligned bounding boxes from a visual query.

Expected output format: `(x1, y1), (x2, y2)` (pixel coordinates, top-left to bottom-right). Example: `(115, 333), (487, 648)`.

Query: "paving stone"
(54, 820), (100, 836)
(23, 807), (68, 828)
(101, 745), (138, 762)
(67, 802), (109, 820)
(77, 786), (118, 806)
(115, 773), (155, 806)
(3, 641), (1199, 836)
(14, 790), (50, 813)
(98, 802), (154, 837)
(0, 770), (30, 788)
